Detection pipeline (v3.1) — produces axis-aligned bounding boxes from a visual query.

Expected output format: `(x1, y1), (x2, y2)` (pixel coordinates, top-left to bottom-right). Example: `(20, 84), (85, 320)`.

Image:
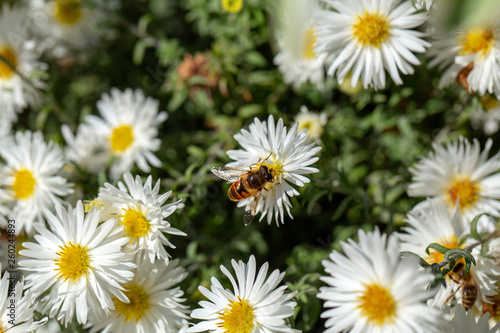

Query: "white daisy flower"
(450, 305), (500, 333)
(273, 0), (327, 89)
(61, 123), (109, 174)
(219, 115), (320, 226)
(29, 0), (111, 58)
(85, 258), (189, 333)
(0, 131), (73, 236)
(98, 172), (186, 263)
(0, 4), (46, 123)
(0, 267), (47, 333)
(294, 105), (327, 142)
(318, 228), (445, 333)
(85, 88), (167, 180)
(408, 136), (500, 226)
(188, 255), (297, 333)
(428, 22), (500, 97)
(18, 201), (135, 326)
(398, 201), (500, 309)
(313, 0), (430, 90)
(470, 95), (500, 135)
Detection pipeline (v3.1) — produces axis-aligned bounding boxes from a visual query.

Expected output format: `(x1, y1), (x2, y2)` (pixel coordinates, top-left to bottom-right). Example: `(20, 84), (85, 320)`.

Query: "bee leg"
(445, 285), (461, 306)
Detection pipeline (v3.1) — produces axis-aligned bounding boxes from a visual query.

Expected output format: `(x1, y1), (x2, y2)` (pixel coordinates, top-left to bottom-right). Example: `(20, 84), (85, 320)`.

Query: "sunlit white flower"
(294, 105), (327, 142)
(223, 115), (321, 226)
(0, 266), (47, 333)
(408, 136), (500, 226)
(29, 0), (112, 58)
(85, 259), (189, 333)
(0, 131), (73, 235)
(188, 255), (297, 333)
(428, 23), (500, 97)
(470, 95), (500, 135)
(313, 0), (430, 90)
(273, 0), (327, 89)
(0, 4), (46, 123)
(61, 123), (109, 174)
(98, 172), (186, 263)
(398, 201), (500, 309)
(85, 88), (168, 180)
(318, 228), (445, 333)
(450, 305), (500, 333)
(19, 201), (135, 326)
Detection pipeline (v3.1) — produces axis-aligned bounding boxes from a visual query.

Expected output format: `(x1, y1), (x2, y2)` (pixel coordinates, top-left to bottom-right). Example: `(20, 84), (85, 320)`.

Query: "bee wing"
(211, 166), (246, 182)
(243, 191), (263, 226)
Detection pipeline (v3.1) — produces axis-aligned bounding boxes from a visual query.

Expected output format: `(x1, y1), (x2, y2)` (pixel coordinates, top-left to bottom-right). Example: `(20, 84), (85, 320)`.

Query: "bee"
(211, 159), (276, 226)
(448, 261), (478, 310)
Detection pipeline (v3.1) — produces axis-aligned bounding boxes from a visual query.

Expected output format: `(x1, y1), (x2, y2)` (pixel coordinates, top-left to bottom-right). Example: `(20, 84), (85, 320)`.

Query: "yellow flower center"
(11, 169), (36, 200)
(426, 235), (461, 265)
(357, 283), (396, 326)
(110, 125), (134, 152)
(352, 11), (390, 48)
(54, 0), (83, 25)
(217, 297), (255, 333)
(301, 27), (317, 60)
(479, 95), (500, 111)
(0, 321), (5, 333)
(54, 241), (91, 283)
(446, 177), (480, 210)
(0, 45), (17, 80)
(114, 284), (150, 323)
(459, 27), (494, 55)
(221, 0), (243, 13)
(119, 209), (150, 242)
(84, 198), (103, 213)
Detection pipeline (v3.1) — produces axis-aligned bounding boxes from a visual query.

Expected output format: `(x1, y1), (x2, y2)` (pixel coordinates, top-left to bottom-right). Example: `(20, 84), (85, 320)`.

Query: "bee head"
(259, 165), (275, 182)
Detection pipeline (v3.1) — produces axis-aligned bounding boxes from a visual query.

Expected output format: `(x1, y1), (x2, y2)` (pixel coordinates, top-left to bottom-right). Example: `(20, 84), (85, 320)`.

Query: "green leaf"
(425, 243), (450, 256)
(443, 248), (476, 266)
(133, 40), (148, 65)
(470, 213), (487, 240)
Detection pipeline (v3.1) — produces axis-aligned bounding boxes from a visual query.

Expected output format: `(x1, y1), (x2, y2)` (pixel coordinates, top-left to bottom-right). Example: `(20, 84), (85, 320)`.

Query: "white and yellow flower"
(226, 115), (321, 225)
(98, 172), (186, 263)
(273, 0), (327, 89)
(0, 266), (47, 333)
(408, 136), (500, 227)
(29, 0), (111, 58)
(188, 255), (297, 333)
(314, 0), (430, 90)
(85, 259), (189, 333)
(294, 105), (327, 142)
(428, 22), (500, 97)
(318, 228), (445, 333)
(85, 88), (168, 180)
(0, 131), (73, 236)
(19, 201), (135, 326)
(0, 4), (46, 123)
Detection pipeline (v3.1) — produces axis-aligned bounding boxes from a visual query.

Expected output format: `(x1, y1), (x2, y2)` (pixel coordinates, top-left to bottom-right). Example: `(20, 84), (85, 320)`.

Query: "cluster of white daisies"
(274, 0), (500, 95)
(2, 0), (500, 332)
(318, 137), (500, 333)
